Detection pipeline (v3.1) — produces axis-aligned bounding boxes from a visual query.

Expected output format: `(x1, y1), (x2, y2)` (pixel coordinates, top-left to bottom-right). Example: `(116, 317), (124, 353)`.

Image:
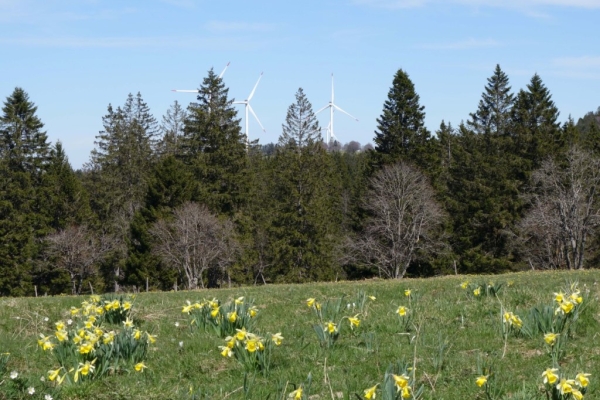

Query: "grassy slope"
(1, 270), (599, 399)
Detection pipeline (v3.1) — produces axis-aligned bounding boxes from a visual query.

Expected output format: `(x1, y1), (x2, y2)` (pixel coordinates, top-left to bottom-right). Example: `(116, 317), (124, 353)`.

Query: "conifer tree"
(180, 69), (247, 217)
(159, 100), (187, 157)
(278, 88), (322, 148)
(373, 68), (430, 168)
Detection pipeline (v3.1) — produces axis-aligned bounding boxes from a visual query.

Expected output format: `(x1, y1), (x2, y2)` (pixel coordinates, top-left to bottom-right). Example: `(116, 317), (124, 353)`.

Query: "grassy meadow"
(1, 270), (599, 400)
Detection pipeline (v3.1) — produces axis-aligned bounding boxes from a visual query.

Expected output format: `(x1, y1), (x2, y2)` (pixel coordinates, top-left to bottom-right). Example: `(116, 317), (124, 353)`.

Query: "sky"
(1, 0), (599, 169)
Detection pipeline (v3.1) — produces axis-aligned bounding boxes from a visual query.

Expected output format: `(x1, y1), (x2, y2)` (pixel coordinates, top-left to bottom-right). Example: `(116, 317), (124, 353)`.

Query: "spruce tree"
(180, 68), (247, 217)
(278, 88), (321, 148)
(373, 68), (430, 168)
(159, 100), (187, 157)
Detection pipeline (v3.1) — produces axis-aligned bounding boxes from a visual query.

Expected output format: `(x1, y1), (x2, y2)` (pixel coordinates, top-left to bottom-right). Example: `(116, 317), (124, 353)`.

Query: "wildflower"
(306, 298), (316, 307)
(476, 375), (488, 387)
(348, 315), (360, 329)
(227, 311), (237, 323)
(225, 336), (236, 348)
(236, 328), (248, 341)
(368, 295), (376, 301)
(78, 342), (94, 355)
(70, 307), (80, 316)
(364, 384), (378, 399)
(572, 389), (584, 400)
(102, 331), (115, 345)
(393, 374), (409, 391)
(27, 387), (35, 395)
(134, 362), (147, 372)
(326, 321), (337, 334)
(74, 360), (96, 382)
(460, 281), (469, 289)
(511, 314), (523, 329)
(554, 291), (565, 303)
(271, 332), (284, 345)
(90, 294), (100, 303)
(560, 301), (574, 314)
(404, 289), (412, 297)
(473, 287), (481, 296)
(210, 307), (220, 318)
(401, 386), (411, 399)
(48, 368), (60, 381)
(175, 321), (180, 327)
(557, 378), (575, 395)
(38, 334), (54, 351)
(544, 333), (559, 346)
(55, 330), (68, 342)
(219, 345), (233, 357)
(248, 306), (258, 317)
(542, 368), (559, 385)
(289, 387), (302, 399)
(575, 372), (590, 388)
(10, 370), (18, 379)
(245, 338), (259, 352)
(45, 395), (53, 400)
(397, 306), (408, 317)
(146, 332), (157, 344)
(315, 302), (321, 311)
(182, 301), (193, 314)
(179, 341), (183, 347)
(55, 321), (65, 331)
(133, 329), (142, 340)
(122, 301), (132, 310)
(123, 317), (134, 328)
(235, 296), (244, 305)
(67, 319), (73, 326)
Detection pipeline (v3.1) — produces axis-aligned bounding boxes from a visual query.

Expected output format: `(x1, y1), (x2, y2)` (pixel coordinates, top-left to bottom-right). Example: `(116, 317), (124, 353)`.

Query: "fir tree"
(373, 68), (430, 168)
(159, 100), (187, 157)
(278, 88), (322, 149)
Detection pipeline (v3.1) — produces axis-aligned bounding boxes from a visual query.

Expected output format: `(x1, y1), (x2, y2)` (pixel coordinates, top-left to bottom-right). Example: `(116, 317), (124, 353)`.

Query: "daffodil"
(70, 307), (80, 316)
(544, 333), (559, 346)
(48, 368), (61, 382)
(557, 378), (575, 395)
(235, 296), (244, 305)
(123, 317), (134, 328)
(38, 334), (54, 351)
(210, 307), (220, 318)
(476, 375), (488, 387)
(236, 328), (248, 341)
(542, 368), (559, 385)
(146, 332), (157, 344)
(219, 345), (233, 357)
(572, 389), (584, 400)
(289, 387), (302, 400)
(368, 295), (376, 301)
(78, 342), (94, 355)
(133, 329), (142, 340)
(397, 306), (408, 317)
(404, 289), (412, 297)
(326, 321), (337, 334)
(74, 360), (95, 382)
(575, 372), (590, 388)
(315, 302), (322, 311)
(306, 298), (316, 307)
(225, 336), (236, 348)
(363, 384), (378, 399)
(182, 301), (193, 314)
(393, 374), (409, 391)
(560, 301), (574, 314)
(122, 301), (132, 310)
(55, 321), (65, 331)
(460, 281), (469, 289)
(348, 315), (360, 329)
(227, 311), (237, 323)
(401, 386), (411, 399)
(473, 287), (481, 296)
(134, 362), (147, 372)
(245, 338), (259, 353)
(248, 306), (258, 317)
(510, 314), (523, 329)
(271, 332), (284, 345)
(103, 331), (115, 345)
(554, 291), (565, 303)
(55, 330), (68, 342)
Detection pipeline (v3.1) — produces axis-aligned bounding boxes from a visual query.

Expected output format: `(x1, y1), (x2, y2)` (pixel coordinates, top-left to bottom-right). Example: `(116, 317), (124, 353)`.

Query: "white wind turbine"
(171, 62), (230, 95)
(233, 72), (266, 146)
(316, 73), (359, 145)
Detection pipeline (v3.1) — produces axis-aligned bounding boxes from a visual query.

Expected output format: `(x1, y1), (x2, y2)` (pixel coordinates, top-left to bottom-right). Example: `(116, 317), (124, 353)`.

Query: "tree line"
(1, 65), (600, 296)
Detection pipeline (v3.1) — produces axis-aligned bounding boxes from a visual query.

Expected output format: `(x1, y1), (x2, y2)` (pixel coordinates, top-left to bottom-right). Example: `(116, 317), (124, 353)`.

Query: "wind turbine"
(316, 73), (359, 145)
(233, 72), (266, 146)
(171, 62), (230, 95)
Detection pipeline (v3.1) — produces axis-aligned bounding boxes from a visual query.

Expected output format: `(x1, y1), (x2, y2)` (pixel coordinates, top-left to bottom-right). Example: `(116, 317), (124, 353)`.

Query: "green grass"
(1, 270), (599, 399)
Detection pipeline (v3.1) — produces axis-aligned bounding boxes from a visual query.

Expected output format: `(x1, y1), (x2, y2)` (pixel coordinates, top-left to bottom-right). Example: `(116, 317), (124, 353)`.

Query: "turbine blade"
(316, 104), (330, 114)
(247, 72), (263, 101)
(233, 100), (247, 105)
(248, 105), (266, 132)
(172, 89), (200, 93)
(218, 61), (230, 79)
(333, 104), (359, 121)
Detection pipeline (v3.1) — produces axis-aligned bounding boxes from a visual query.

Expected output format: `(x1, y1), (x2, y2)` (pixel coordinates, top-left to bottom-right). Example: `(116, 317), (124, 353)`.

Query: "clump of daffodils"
(502, 310), (523, 335)
(38, 295), (153, 385)
(218, 328), (283, 374)
(542, 368), (590, 400)
(375, 362), (423, 400)
(182, 296), (258, 338)
(553, 284), (584, 317)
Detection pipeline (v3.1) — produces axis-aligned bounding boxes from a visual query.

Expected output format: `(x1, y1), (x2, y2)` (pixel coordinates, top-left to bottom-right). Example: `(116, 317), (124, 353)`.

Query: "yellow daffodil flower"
(78, 342), (94, 355)
(476, 375), (488, 387)
(511, 314), (523, 329)
(306, 298), (316, 307)
(133, 329), (142, 340)
(55, 321), (65, 331)
(271, 332), (284, 345)
(575, 372), (590, 388)
(542, 368), (559, 385)
(289, 387), (302, 400)
(48, 368), (61, 382)
(38, 334), (54, 351)
(134, 362), (147, 372)
(560, 301), (574, 314)
(182, 302), (193, 314)
(70, 307), (80, 316)
(227, 311), (237, 323)
(397, 306), (408, 317)
(326, 321), (337, 334)
(245, 338), (259, 353)
(55, 330), (68, 342)
(225, 336), (236, 348)
(544, 333), (559, 346)
(235, 296), (244, 305)
(74, 360), (95, 382)
(146, 332), (157, 344)
(393, 374), (409, 391)
(123, 317), (134, 328)
(248, 306), (258, 318)
(210, 307), (220, 318)
(460, 281), (469, 289)
(473, 287), (481, 296)
(557, 378), (575, 395)
(364, 384), (378, 399)
(554, 291), (565, 303)
(572, 389), (584, 400)
(348, 315), (360, 329)
(315, 302), (322, 311)
(236, 328), (248, 341)
(219, 345), (233, 357)
(122, 301), (132, 310)
(90, 295), (100, 303)
(404, 289), (412, 297)
(401, 386), (411, 399)
(103, 331), (115, 345)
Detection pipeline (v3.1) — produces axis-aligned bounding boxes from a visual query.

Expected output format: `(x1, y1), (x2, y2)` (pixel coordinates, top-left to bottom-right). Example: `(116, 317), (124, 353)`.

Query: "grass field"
(1, 270), (599, 399)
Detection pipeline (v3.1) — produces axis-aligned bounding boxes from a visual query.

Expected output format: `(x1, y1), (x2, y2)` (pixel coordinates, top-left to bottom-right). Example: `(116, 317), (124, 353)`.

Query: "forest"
(1, 64), (600, 297)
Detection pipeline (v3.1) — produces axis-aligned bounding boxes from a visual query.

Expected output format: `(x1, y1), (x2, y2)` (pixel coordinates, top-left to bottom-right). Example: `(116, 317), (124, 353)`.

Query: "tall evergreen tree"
(180, 69), (247, 217)
(372, 68), (430, 168)
(159, 100), (187, 157)
(278, 88), (321, 148)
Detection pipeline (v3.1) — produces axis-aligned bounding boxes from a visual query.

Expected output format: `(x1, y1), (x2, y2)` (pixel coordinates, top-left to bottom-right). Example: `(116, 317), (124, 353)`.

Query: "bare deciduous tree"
(45, 225), (113, 294)
(348, 162), (445, 279)
(515, 148), (600, 269)
(149, 202), (238, 289)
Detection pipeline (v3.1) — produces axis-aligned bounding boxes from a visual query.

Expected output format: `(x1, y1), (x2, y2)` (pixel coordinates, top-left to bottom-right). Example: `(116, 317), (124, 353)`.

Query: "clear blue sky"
(1, 0), (599, 169)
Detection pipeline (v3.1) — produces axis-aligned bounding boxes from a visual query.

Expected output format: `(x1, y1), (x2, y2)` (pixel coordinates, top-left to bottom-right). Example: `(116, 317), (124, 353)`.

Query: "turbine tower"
(316, 73), (359, 145)
(171, 62), (230, 95)
(233, 72), (266, 146)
